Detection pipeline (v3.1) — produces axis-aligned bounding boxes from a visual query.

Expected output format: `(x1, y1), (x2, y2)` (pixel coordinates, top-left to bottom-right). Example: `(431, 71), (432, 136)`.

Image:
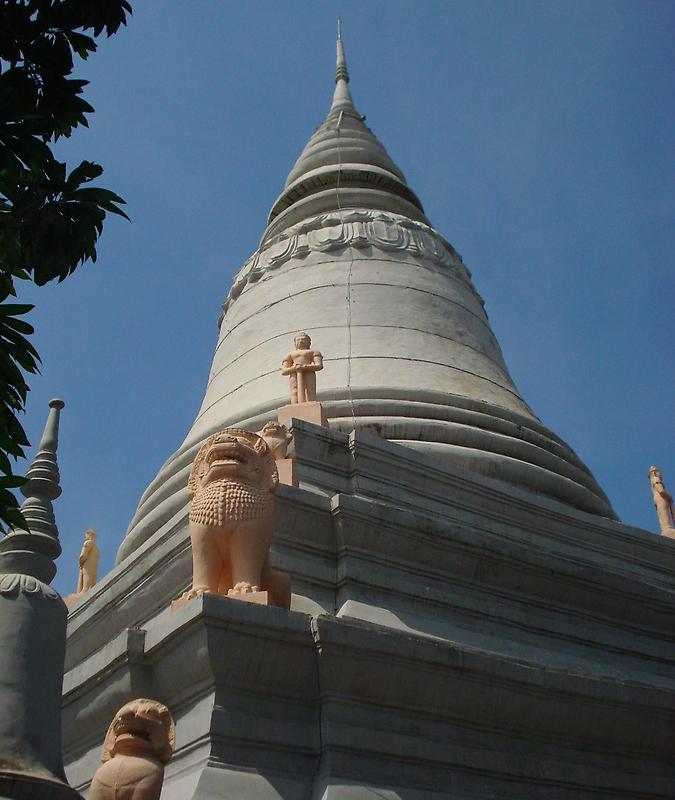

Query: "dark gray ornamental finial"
(0, 399), (65, 584)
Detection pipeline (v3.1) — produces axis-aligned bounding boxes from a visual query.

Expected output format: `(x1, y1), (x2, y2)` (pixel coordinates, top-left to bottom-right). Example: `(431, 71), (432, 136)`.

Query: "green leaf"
(0, 0), (131, 532)
(3, 505), (29, 533)
(0, 474), (27, 489)
(65, 31), (97, 60)
(0, 304), (33, 316)
(66, 160), (103, 189)
(0, 449), (11, 474)
(2, 316), (34, 335)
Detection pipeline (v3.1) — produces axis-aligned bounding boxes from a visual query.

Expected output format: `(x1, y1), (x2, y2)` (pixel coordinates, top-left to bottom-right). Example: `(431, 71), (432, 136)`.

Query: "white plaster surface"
(120, 211), (614, 562)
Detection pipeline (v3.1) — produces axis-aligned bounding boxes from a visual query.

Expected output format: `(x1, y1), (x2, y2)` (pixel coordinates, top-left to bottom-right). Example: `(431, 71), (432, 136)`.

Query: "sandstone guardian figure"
(281, 332), (323, 404)
(89, 699), (174, 800)
(648, 466), (675, 538)
(173, 428), (291, 609)
(65, 528), (100, 605)
(77, 528), (99, 593)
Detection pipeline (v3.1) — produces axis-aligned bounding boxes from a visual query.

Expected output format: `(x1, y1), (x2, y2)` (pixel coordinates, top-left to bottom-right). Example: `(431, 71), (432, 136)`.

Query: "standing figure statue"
(77, 528), (100, 594)
(66, 528), (100, 605)
(648, 466), (675, 538)
(281, 332), (323, 405)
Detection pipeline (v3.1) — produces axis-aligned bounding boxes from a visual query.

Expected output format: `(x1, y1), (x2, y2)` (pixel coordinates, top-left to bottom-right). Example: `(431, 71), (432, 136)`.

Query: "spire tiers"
(22, 398), (64, 503)
(264, 26), (426, 242)
(330, 75), (355, 113)
(0, 399), (65, 584)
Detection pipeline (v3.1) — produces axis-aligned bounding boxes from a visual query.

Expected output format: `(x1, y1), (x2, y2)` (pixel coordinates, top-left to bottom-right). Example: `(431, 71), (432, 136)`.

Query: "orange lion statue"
(176, 427), (291, 609)
(89, 699), (175, 800)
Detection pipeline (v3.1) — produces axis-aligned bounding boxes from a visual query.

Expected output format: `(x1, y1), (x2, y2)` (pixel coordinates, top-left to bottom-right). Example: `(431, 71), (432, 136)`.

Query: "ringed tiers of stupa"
(118, 31), (614, 565)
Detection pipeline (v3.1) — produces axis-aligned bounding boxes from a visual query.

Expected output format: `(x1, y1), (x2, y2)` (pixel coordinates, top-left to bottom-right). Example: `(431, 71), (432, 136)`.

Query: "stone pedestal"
(275, 457), (297, 488)
(171, 590), (270, 613)
(277, 402), (327, 429)
(63, 425), (675, 799)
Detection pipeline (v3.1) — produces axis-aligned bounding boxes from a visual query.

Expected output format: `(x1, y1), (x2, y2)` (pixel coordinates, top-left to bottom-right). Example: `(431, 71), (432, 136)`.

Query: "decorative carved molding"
(0, 572), (59, 600)
(220, 210), (473, 321)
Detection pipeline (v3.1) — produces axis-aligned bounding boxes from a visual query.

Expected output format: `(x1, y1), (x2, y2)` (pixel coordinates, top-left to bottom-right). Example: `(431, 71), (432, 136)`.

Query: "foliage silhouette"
(0, 0), (132, 532)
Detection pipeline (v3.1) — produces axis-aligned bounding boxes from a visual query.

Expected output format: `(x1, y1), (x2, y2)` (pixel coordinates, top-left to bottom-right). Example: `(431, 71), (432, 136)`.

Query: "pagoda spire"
(20, 398), (64, 537)
(263, 22), (426, 238)
(0, 398), (82, 800)
(0, 399), (65, 584)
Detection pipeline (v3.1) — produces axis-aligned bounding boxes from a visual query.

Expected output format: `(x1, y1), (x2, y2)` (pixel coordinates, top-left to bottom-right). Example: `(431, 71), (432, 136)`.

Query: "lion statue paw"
(171, 586), (209, 610)
(228, 582), (260, 595)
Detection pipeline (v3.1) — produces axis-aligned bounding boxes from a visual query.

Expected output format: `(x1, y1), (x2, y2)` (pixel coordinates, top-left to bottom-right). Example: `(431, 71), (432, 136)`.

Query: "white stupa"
(63, 32), (674, 800)
(119, 31), (613, 563)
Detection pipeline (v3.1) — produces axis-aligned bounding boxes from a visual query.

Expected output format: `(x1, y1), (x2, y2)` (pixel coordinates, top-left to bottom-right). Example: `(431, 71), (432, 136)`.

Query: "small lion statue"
(256, 421), (293, 461)
(176, 427), (291, 609)
(89, 699), (175, 800)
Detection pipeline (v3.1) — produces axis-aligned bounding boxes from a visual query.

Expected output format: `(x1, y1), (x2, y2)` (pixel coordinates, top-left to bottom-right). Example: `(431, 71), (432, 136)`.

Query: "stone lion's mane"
(187, 429), (278, 527)
(189, 480), (274, 527)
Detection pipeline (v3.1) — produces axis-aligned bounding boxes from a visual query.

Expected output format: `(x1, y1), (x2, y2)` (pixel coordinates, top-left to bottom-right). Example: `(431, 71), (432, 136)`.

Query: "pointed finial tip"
(335, 20), (349, 85)
(49, 398), (65, 410)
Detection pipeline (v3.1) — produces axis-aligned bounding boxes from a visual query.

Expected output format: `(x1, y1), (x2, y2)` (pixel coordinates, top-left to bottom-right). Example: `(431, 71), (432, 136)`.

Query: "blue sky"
(13, 1), (674, 596)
